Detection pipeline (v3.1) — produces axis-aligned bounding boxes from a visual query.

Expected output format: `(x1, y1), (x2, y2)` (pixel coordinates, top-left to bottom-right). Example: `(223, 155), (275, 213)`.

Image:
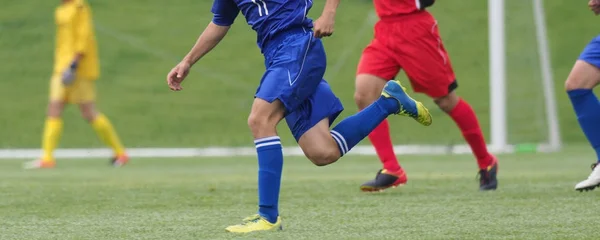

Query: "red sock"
(449, 99), (493, 169)
(368, 119), (402, 172)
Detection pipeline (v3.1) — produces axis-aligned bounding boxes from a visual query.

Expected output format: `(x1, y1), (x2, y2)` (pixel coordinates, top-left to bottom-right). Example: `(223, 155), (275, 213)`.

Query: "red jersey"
(373, 0), (434, 18)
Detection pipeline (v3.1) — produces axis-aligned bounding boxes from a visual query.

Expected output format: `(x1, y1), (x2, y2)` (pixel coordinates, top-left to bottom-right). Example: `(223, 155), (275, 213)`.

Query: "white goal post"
(0, 0), (561, 159)
(488, 0), (561, 154)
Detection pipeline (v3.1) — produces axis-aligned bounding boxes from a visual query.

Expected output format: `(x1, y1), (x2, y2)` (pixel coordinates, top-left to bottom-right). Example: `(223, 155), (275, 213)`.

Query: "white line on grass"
(0, 144), (521, 159)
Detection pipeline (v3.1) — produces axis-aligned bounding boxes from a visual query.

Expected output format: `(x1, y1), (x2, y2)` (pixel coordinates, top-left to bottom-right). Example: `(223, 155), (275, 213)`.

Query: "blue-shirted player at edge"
(572, 0), (600, 192)
(167, 0), (432, 233)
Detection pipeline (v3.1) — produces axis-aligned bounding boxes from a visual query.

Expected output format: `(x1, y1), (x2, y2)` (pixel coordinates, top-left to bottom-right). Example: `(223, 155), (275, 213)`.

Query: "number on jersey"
(252, 0), (269, 16)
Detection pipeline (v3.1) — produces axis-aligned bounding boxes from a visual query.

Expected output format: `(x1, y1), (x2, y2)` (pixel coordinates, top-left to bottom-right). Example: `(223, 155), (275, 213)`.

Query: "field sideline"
(1, 145), (598, 240)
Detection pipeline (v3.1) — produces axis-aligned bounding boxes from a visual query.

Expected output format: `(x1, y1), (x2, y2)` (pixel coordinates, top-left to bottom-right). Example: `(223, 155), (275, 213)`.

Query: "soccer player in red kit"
(355, 0), (499, 191)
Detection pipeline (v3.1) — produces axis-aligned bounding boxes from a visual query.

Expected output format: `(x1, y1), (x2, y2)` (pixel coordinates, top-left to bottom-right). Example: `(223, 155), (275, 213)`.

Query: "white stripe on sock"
(330, 130), (349, 154)
(330, 131), (348, 154)
(330, 134), (346, 155)
(255, 141), (282, 149)
(254, 136), (281, 144)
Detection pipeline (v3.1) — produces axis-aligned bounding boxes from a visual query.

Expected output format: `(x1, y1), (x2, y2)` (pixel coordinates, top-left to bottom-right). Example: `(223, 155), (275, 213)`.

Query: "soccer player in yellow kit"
(24, 0), (128, 169)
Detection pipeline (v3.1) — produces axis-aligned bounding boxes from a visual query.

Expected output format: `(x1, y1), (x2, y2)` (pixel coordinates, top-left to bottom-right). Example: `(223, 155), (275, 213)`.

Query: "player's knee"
(565, 76), (585, 91)
(247, 114), (277, 137)
(81, 110), (96, 122)
(434, 93), (459, 113)
(305, 148), (340, 166)
(353, 91), (375, 110)
(354, 91), (369, 109)
(46, 102), (65, 118)
(565, 60), (600, 90)
(79, 108), (97, 122)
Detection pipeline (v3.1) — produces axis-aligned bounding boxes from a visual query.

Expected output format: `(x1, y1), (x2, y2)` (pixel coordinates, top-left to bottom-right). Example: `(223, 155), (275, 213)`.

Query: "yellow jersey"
(54, 0), (99, 80)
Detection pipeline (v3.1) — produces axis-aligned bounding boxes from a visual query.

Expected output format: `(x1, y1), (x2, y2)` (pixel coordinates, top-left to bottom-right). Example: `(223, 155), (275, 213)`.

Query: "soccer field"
(0, 146), (597, 240)
(3, 0), (600, 239)
(1, 0), (599, 148)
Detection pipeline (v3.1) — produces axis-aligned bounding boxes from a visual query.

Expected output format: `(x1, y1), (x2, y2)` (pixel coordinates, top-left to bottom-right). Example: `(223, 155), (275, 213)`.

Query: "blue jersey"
(211, 0), (314, 52)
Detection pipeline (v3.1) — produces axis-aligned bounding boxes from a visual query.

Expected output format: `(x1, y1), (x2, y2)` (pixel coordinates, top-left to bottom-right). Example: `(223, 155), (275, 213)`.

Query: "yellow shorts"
(49, 75), (96, 104)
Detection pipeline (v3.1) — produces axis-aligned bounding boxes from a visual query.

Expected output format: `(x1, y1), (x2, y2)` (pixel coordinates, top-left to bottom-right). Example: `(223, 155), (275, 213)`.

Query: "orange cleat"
(111, 154), (129, 167)
(23, 159), (56, 169)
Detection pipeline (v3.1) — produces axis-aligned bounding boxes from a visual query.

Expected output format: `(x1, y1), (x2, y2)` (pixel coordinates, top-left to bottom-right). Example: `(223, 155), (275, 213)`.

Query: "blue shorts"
(579, 35), (600, 68)
(255, 28), (344, 141)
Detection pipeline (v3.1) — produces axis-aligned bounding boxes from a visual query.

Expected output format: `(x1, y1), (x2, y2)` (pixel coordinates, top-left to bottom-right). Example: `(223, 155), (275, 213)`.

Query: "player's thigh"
(256, 32), (326, 112)
(49, 75), (68, 103)
(357, 39), (400, 81)
(297, 118), (339, 165)
(396, 21), (458, 98)
(287, 83), (343, 165)
(286, 81), (344, 142)
(355, 74), (388, 109)
(568, 37), (600, 90)
(70, 78), (96, 104)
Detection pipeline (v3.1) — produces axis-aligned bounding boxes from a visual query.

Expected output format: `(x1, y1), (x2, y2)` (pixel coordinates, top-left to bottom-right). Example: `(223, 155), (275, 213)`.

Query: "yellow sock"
(42, 117), (63, 162)
(91, 113), (126, 156)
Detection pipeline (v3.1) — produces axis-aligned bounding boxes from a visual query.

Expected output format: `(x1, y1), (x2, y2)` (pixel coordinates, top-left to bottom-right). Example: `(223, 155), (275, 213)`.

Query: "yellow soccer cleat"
(225, 214), (282, 233)
(381, 80), (432, 126)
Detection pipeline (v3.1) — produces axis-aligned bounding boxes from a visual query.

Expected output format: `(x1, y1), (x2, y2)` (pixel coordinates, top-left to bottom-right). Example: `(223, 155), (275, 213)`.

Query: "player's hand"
(61, 60), (78, 86)
(167, 61), (191, 91)
(313, 13), (335, 38)
(589, 0), (600, 15)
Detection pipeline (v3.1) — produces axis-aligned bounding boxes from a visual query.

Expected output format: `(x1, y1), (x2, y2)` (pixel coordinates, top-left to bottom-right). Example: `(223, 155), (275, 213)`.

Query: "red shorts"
(357, 11), (457, 98)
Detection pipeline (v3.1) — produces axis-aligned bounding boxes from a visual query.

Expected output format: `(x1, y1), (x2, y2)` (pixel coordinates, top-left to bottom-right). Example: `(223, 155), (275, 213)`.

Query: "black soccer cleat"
(478, 160), (498, 191)
(360, 169), (407, 192)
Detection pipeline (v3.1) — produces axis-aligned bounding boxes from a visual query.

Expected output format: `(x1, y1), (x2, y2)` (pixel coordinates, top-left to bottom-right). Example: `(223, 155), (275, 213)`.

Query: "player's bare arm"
(313, 0), (340, 38)
(167, 22), (230, 91)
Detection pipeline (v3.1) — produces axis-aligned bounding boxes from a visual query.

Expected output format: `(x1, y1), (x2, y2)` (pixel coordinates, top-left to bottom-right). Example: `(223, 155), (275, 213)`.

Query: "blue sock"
(568, 89), (600, 161)
(331, 96), (399, 155)
(255, 136), (283, 224)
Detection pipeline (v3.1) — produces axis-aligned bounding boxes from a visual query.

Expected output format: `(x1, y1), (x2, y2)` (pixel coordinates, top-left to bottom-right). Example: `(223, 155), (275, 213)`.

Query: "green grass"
(1, 0), (598, 148)
(0, 145), (598, 239)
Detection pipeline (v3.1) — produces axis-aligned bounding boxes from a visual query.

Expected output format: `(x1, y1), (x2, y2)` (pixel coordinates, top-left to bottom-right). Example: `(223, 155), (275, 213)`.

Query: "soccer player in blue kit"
(167, 0), (432, 233)
(572, 0), (600, 192)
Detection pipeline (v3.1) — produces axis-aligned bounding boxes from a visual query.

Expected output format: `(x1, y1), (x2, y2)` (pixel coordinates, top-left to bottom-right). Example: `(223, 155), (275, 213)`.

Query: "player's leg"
(75, 79), (128, 166)
(25, 76), (66, 169)
(434, 91), (497, 190)
(355, 40), (407, 192)
(225, 97), (286, 233)
(286, 29), (431, 166)
(296, 79), (431, 167)
(79, 102), (128, 166)
(227, 30), (430, 233)
(226, 32), (304, 232)
(395, 17), (497, 191)
(569, 36), (600, 191)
